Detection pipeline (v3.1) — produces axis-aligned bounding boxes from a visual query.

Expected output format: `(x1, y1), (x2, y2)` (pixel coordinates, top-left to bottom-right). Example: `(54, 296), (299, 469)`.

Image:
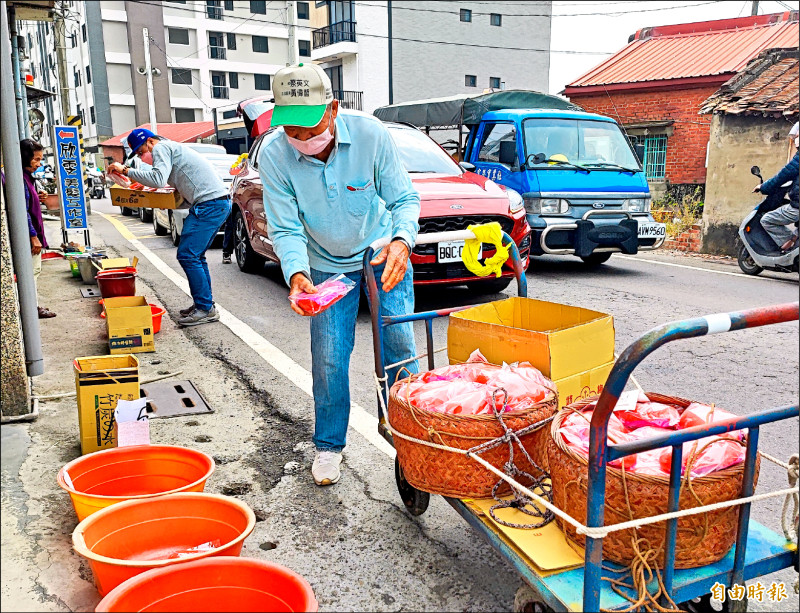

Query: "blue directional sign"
(52, 125), (88, 231)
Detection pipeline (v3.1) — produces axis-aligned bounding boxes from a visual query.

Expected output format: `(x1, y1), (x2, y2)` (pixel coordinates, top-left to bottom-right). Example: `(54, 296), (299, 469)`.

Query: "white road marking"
(614, 254), (789, 281)
(99, 212), (395, 458)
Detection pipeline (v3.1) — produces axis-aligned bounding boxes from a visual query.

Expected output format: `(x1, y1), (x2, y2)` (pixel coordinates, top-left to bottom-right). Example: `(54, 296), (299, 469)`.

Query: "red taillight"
(745, 226), (751, 232)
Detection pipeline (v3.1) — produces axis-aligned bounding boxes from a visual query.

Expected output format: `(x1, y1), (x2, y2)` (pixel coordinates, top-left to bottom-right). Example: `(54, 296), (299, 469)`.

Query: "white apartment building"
(20, 1), (551, 157)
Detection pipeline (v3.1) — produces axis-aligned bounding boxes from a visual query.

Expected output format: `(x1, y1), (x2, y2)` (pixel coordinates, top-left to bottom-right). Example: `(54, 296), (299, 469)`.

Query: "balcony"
(334, 90), (362, 111)
(209, 45), (226, 60)
(211, 85), (229, 99)
(311, 20), (358, 62)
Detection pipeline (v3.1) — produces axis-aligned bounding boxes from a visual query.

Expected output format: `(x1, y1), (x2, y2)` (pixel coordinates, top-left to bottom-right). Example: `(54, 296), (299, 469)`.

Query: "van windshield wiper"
(585, 162), (639, 174)
(527, 155), (590, 173)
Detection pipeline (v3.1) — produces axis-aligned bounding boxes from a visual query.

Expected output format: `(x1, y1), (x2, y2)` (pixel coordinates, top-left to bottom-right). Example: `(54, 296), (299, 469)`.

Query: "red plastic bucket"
(95, 557), (318, 612)
(96, 270), (137, 298)
(100, 303), (166, 333)
(72, 493), (256, 596)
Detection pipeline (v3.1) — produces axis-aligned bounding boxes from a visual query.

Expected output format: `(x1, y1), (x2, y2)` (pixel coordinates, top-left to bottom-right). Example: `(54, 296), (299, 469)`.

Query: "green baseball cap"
(271, 63), (335, 128)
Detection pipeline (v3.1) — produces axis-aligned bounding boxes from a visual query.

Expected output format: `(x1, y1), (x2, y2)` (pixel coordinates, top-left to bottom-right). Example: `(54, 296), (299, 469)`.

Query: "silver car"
(152, 152), (239, 246)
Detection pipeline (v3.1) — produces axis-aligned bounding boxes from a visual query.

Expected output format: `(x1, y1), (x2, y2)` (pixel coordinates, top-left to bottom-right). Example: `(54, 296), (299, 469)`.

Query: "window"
(211, 71), (228, 98)
(209, 31), (226, 59)
(206, 0), (222, 19)
(224, 0), (234, 9)
(460, 8), (471, 22)
(171, 68), (192, 85)
(222, 109), (237, 119)
(629, 134), (667, 180)
(250, 0), (267, 14)
(297, 1), (309, 19)
(166, 1), (187, 3)
(465, 74), (476, 87)
(477, 123), (518, 166)
(489, 77), (501, 89)
(175, 108), (195, 123)
(86, 65), (91, 84)
(70, 32), (77, 48)
(227, 32), (237, 49)
(254, 73), (270, 90)
(74, 70), (81, 87)
(229, 71), (238, 88)
(299, 40), (311, 57)
(490, 13), (502, 26)
(90, 106), (96, 124)
(81, 23), (87, 42)
(252, 35), (269, 53)
(168, 28), (190, 45)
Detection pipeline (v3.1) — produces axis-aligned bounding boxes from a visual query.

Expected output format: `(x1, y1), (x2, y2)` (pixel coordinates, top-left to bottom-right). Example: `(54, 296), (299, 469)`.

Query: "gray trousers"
(762, 203), (799, 247)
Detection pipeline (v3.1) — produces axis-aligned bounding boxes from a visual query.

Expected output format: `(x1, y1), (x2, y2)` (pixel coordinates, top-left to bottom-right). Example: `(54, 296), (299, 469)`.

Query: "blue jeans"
(176, 197), (231, 311)
(310, 264), (418, 452)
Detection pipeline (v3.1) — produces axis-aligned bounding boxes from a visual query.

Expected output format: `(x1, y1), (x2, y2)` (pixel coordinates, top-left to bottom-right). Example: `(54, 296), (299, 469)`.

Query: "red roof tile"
(99, 122), (216, 147)
(566, 12), (799, 92)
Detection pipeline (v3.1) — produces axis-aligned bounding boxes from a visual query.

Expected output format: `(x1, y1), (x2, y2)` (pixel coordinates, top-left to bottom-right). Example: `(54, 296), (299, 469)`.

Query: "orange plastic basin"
(73, 493), (255, 596)
(57, 445), (215, 522)
(100, 304), (166, 333)
(95, 557), (319, 612)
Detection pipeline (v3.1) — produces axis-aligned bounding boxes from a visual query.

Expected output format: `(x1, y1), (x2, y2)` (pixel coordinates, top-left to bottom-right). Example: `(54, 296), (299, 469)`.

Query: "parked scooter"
(86, 168), (105, 199)
(737, 165), (799, 276)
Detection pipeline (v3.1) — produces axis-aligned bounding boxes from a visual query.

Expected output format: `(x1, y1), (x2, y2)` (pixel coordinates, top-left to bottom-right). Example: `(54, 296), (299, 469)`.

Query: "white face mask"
(285, 109), (335, 155)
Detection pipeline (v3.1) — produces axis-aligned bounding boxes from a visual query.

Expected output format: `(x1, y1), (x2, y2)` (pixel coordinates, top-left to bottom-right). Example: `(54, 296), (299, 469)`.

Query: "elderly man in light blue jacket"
(258, 63), (420, 487)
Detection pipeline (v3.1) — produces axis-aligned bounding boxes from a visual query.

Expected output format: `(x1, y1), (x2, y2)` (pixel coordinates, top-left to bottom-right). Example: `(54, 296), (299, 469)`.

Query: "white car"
(152, 152), (239, 246)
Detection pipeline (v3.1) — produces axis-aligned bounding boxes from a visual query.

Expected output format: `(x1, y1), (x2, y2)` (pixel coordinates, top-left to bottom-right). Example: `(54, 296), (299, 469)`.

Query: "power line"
(136, 1), (613, 54)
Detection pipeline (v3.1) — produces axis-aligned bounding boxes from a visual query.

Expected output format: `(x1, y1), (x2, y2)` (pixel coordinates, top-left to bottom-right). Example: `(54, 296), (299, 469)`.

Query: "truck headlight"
(524, 197), (541, 214)
(625, 197), (651, 212)
(506, 189), (524, 213)
(541, 198), (570, 214)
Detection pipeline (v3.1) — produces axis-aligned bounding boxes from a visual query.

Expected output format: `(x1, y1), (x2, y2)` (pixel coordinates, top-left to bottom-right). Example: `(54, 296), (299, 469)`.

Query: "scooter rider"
(753, 150), (799, 252)
(109, 128), (232, 326)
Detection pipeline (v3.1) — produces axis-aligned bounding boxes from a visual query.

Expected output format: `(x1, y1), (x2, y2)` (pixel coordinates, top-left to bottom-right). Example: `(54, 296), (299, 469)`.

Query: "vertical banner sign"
(52, 125), (90, 244)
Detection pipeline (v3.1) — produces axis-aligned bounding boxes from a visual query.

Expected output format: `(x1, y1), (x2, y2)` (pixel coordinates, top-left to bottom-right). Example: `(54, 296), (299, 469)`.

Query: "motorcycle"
(737, 165), (799, 276)
(86, 168), (105, 200)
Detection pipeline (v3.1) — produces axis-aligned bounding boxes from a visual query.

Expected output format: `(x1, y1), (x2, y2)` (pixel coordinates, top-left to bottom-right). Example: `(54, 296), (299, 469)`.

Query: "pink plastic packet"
(615, 400), (680, 430)
(658, 435), (744, 477)
(289, 273), (357, 315)
(108, 170), (131, 188)
(678, 403), (739, 430)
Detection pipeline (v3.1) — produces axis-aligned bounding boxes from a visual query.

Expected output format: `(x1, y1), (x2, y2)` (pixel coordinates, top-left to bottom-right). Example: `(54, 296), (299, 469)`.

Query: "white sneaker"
(311, 450), (342, 486)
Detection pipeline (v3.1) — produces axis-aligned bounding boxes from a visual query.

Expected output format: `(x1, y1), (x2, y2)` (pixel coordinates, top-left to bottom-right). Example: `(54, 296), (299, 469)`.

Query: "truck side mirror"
(459, 161), (476, 172)
(529, 153), (547, 165)
(498, 141), (518, 167)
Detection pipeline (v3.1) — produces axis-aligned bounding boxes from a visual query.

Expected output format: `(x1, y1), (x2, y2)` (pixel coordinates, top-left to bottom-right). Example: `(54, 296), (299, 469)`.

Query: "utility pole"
(286, 1), (297, 65)
(54, 1), (71, 123)
(142, 28), (158, 134)
(751, 1), (759, 15)
(9, 8), (26, 137)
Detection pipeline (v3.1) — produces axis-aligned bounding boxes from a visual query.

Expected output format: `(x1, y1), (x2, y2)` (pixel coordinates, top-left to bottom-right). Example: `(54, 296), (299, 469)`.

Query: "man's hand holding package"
(289, 272), (318, 316)
(370, 239), (410, 292)
(108, 162), (128, 176)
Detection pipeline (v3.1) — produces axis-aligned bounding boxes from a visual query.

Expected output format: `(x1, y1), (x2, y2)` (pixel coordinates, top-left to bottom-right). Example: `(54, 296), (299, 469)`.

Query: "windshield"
(387, 126), (462, 176)
(186, 144), (227, 155)
(523, 118), (640, 170)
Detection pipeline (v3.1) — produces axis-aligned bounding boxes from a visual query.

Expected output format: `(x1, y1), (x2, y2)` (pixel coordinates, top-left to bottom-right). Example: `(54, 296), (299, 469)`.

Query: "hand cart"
(364, 229), (800, 612)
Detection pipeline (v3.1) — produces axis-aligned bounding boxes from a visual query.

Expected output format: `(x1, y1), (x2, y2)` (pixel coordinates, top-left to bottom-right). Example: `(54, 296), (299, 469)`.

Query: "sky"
(549, 0), (799, 94)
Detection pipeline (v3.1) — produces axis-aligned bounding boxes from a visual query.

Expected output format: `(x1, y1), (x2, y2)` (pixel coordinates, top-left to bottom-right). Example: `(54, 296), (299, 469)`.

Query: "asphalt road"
(89, 197), (799, 611)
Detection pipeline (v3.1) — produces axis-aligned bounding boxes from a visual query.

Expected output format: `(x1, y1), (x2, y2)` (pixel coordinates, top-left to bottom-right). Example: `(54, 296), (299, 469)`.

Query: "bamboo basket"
(548, 393), (759, 569)
(388, 372), (558, 498)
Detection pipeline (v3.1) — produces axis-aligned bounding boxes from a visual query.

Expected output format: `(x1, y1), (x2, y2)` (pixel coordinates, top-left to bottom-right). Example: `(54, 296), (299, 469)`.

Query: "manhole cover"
(80, 287), (102, 298)
(140, 380), (213, 418)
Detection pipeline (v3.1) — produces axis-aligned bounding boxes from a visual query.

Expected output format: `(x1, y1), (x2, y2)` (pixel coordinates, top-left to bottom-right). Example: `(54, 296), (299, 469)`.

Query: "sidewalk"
(0, 216), (287, 611)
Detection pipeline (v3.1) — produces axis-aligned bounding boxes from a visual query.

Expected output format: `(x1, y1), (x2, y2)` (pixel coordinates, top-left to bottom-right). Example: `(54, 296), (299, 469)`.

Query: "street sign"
(51, 124), (91, 245)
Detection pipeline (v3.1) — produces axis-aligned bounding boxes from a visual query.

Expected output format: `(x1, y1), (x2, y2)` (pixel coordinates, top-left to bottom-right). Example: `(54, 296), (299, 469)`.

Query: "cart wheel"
(514, 585), (553, 613)
(395, 456), (429, 516)
(678, 593), (730, 612)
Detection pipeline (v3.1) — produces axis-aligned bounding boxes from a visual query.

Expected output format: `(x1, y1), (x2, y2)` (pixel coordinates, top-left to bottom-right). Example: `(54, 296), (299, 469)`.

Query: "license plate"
(437, 240), (481, 264)
(638, 221), (666, 239)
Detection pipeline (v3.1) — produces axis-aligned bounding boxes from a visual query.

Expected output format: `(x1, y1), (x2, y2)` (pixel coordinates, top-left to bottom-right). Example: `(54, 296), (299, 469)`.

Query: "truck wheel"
(737, 244), (763, 276)
(120, 207), (133, 216)
(234, 211), (264, 273)
(580, 253), (612, 266)
(139, 206), (153, 223)
(466, 277), (512, 295)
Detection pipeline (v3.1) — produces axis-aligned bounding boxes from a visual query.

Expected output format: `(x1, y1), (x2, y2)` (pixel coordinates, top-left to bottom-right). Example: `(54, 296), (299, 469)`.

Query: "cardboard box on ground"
(448, 297), (615, 409)
(103, 296), (155, 355)
(74, 355), (140, 455)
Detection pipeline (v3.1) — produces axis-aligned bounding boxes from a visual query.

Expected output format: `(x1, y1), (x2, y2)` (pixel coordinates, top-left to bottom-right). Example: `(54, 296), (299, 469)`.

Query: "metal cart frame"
(363, 230), (799, 612)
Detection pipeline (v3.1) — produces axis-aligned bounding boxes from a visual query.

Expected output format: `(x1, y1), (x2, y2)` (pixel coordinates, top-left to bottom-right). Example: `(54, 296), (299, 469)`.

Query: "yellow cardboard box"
(73, 355), (140, 455)
(110, 185), (183, 210)
(448, 297), (614, 380)
(100, 257), (137, 270)
(104, 296), (155, 354)
(553, 360), (615, 409)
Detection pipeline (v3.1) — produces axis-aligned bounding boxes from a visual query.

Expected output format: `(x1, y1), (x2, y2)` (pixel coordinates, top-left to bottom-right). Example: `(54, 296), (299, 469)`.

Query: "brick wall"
(567, 85), (721, 185)
(663, 223), (703, 252)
